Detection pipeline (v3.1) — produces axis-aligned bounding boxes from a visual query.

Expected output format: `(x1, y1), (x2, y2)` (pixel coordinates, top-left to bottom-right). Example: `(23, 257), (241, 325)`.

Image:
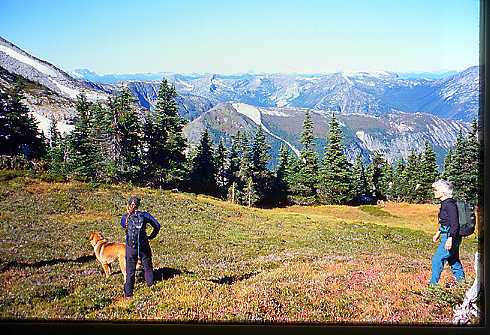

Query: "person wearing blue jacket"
(429, 180), (465, 286)
(121, 196), (160, 298)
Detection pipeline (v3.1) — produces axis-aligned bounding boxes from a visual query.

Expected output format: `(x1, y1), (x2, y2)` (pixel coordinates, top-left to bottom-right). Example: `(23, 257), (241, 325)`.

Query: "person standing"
(429, 180), (465, 286)
(121, 196), (160, 298)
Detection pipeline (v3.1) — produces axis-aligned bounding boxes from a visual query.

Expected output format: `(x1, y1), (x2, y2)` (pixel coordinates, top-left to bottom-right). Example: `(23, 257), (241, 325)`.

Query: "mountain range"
(0, 36), (478, 167)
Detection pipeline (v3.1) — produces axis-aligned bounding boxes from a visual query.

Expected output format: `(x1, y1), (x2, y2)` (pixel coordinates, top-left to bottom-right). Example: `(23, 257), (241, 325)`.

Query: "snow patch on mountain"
(232, 102), (262, 125)
(0, 45), (58, 77)
(390, 122), (414, 132)
(48, 78), (107, 101)
(262, 109), (290, 117)
(232, 102), (300, 156)
(30, 112), (74, 136)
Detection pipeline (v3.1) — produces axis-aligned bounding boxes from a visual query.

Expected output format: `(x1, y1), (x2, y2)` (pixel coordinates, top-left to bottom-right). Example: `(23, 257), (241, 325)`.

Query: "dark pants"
(124, 245), (154, 297)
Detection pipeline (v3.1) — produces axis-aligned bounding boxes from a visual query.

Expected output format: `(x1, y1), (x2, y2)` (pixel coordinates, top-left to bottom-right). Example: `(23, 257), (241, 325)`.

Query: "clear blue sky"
(0, 0), (480, 74)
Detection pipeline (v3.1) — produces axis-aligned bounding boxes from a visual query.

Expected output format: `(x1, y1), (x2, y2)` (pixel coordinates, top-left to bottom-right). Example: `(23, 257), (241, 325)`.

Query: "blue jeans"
(124, 246), (154, 297)
(430, 233), (465, 285)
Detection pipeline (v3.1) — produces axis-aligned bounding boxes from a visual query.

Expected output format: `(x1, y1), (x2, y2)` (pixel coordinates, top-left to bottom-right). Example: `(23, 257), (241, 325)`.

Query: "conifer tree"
(88, 102), (112, 181)
(351, 153), (368, 197)
(143, 79), (187, 188)
(380, 161), (394, 201)
(189, 129), (217, 195)
(365, 152), (386, 200)
(416, 141), (439, 203)
(67, 94), (97, 180)
(116, 89), (143, 181)
(251, 126), (269, 174)
(318, 113), (352, 204)
(226, 133), (242, 203)
(447, 124), (481, 203)
(214, 139), (228, 197)
(46, 117), (67, 179)
(274, 144), (290, 204)
(243, 176), (259, 207)
(236, 133), (254, 205)
(249, 126), (274, 206)
(441, 148), (453, 180)
(48, 117), (60, 149)
(391, 159), (406, 201)
(0, 83), (46, 158)
(465, 120), (481, 204)
(298, 110), (319, 201)
(284, 151), (304, 203)
(401, 151), (421, 202)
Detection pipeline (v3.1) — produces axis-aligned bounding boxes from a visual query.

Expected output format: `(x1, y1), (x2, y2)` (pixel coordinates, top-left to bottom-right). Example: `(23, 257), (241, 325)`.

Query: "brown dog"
(89, 231), (127, 283)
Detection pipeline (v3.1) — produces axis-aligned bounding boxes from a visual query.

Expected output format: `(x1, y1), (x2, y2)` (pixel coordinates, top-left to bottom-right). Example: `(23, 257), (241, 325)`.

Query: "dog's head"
(88, 231), (104, 247)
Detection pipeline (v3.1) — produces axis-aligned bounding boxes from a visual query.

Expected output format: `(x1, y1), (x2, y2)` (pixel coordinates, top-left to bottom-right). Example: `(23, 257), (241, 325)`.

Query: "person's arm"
(144, 212), (161, 240)
(433, 230), (441, 243)
(121, 213), (127, 229)
(445, 201), (459, 250)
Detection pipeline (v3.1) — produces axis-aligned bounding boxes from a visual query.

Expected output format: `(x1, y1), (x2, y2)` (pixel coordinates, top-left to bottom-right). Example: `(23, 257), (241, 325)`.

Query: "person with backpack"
(120, 196), (161, 298)
(429, 180), (465, 286)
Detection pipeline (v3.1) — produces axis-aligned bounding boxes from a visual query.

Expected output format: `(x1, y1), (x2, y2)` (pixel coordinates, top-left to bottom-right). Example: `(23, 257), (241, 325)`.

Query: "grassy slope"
(0, 172), (479, 323)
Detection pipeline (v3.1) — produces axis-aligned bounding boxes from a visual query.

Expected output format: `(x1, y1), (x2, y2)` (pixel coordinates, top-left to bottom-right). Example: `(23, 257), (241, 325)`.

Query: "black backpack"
(456, 201), (476, 237)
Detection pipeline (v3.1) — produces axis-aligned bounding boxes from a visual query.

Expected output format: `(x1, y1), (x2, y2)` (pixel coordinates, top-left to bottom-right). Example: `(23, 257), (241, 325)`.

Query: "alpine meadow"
(0, 0), (484, 327)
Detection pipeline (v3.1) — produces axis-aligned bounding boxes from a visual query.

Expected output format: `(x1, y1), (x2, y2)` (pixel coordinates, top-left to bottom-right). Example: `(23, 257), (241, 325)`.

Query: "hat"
(128, 196), (141, 207)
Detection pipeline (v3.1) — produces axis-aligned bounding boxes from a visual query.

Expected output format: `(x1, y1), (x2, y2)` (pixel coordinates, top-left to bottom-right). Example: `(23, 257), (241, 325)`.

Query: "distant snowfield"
(49, 78), (79, 99)
(30, 112), (74, 136)
(232, 103), (262, 125)
(232, 102), (300, 157)
(49, 78), (107, 101)
(262, 109), (289, 117)
(0, 45), (58, 77)
(0, 44), (106, 101)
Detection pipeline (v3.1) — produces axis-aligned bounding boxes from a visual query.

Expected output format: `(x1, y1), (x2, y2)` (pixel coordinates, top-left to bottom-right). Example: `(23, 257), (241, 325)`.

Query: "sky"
(0, 0), (480, 74)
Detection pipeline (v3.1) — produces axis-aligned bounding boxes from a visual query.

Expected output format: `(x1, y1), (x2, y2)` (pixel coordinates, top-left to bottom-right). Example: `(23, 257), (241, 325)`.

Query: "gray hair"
(432, 179), (453, 197)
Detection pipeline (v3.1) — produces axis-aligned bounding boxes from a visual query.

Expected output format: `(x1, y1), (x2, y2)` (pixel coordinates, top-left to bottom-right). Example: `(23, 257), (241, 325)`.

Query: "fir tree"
(391, 159), (406, 202)
(249, 126), (273, 206)
(366, 152), (386, 200)
(465, 120), (481, 204)
(225, 133), (242, 203)
(251, 126), (269, 174)
(67, 94), (97, 180)
(441, 148), (453, 180)
(447, 124), (481, 203)
(243, 176), (259, 207)
(46, 117), (67, 179)
(318, 113), (352, 204)
(143, 79), (187, 188)
(351, 153), (368, 197)
(298, 110), (319, 201)
(189, 129), (217, 196)
(48, 116), (60, 149)
(284, 151), (305, 203)
(380, 161), (394, 201)
(273, 144), (290, 205)
(401, 151), (421, 203)
(88, 102), (112, 181)
(0, 83), (46, 159)
(214, 139), (228, 197)
(416, 141), (438, 203)
(116, 89), (143, 181)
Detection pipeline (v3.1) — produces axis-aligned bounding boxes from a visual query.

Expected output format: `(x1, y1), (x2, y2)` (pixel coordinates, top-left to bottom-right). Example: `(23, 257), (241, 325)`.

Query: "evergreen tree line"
(182, 110), (481, 207)
(1, 80), (481, 207)
(47, 79), (188, 187)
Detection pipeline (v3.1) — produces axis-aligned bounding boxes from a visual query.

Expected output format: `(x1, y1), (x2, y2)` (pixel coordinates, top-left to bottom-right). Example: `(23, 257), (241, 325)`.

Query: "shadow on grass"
(210, 272), (258, 285)
(0, 255), (96, 272)
(135, 267), (194, 283)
